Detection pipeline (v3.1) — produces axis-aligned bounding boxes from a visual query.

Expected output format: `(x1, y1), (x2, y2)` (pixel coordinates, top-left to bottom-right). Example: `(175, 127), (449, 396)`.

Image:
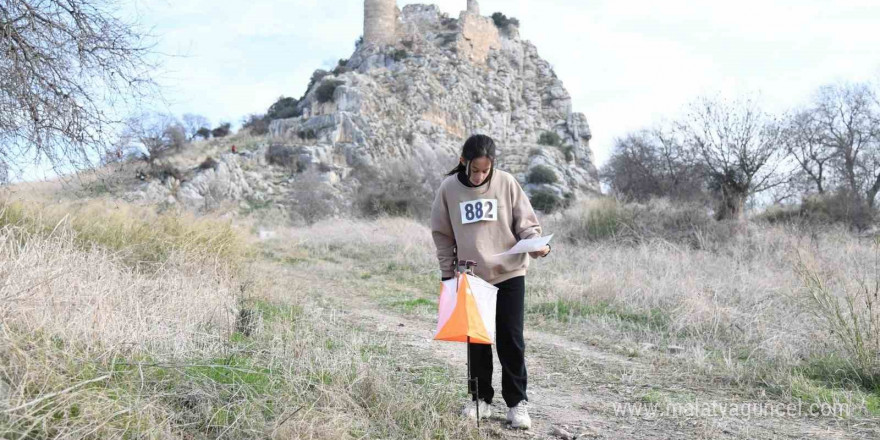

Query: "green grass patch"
(360, 343), (391, 359)
(793, 355), (880, 416)
(799, 354), (877, 390)
(239, 198), (274, 215)
(390, 297), (436, 314)
(244, 298), (303, 324)
(529, 299), (670, 330)
(185, 356), (276, 395)
(640, 389), (666, 405)
(412, 365), (455, 387)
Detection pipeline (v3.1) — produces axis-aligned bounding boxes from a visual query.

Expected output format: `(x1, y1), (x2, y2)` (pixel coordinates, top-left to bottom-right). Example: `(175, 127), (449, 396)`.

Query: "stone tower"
(466, 0), (480, 15)
(364, 0), (398, 46)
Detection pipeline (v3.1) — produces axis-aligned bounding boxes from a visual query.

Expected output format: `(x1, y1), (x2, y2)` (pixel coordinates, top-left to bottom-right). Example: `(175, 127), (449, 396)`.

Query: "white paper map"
(493, 234), (554, 256)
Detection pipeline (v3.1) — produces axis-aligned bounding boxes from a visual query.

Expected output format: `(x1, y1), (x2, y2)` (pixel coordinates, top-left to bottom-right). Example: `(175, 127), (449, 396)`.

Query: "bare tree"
(181, 113), (210, 141)
(782, 109), (835, 195)
(0, 0), (156, 177)
(0, 159), (8, 186)
(119, 113), (181, 161)
(680, 96), (788, 220)
(601, 128), (705, 203)
(812, 82), (880, 208)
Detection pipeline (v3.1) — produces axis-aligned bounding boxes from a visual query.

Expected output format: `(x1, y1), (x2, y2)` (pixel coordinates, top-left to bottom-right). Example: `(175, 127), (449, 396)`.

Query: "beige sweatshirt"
(430, 169), (542, 284)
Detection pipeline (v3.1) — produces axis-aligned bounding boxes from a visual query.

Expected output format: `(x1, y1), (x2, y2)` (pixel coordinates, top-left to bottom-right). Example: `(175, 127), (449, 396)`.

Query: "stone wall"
(456, 12), (501, 65)
(466, 0), (480, 15)
(364, 0), (398, 46)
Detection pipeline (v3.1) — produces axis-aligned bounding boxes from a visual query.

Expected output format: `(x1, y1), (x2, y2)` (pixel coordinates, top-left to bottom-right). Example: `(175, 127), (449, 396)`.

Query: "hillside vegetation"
(2, 179), (880, 438)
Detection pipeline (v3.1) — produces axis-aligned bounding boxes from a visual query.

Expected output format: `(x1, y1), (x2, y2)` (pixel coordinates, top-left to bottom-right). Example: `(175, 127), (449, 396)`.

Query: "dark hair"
(447, 135), (497, 182)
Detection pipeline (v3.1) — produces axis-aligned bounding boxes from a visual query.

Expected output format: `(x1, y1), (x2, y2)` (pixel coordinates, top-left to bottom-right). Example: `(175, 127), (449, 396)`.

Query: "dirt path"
(271, 253), (879, 439)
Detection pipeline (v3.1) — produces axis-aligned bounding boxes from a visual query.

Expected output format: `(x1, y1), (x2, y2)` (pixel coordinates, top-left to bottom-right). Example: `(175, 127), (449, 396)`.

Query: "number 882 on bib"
(459, 199), (498, 224)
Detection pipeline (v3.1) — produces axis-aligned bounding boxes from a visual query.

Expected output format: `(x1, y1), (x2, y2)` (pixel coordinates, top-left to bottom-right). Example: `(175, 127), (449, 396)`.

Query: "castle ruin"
(364, 1), (484, 46)
(364, 0), (399, 46)
(467, 0), (480, 15)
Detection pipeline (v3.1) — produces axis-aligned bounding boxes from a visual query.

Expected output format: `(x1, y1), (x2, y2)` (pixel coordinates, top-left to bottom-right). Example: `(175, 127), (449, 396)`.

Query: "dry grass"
(0, 199), (479, 438)
(0, 198), (249, 271)
(5, 175), (878, 437)
(273, 202), (880, 414)
(542, 201), (880, 411)
(159, 132), (266, 171)
(0, 227), (237, 356)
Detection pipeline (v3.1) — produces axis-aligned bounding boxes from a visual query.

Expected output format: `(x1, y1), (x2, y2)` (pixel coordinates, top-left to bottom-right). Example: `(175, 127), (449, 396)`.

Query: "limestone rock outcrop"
(131, 3), (599, 214)
(270, 4), (599, 204)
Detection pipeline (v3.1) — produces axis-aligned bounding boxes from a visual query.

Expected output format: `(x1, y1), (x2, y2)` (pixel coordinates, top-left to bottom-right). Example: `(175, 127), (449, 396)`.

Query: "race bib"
(459, 199), (498, 224)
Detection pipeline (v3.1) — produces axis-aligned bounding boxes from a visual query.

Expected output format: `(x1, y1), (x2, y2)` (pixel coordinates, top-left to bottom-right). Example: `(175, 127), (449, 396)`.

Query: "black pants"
(468, 276), (527, 408)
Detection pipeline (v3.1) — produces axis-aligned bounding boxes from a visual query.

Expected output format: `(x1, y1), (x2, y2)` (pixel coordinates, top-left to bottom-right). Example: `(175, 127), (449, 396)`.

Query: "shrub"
(558, 198), (732, 249)
(441, 17), (459, 30)
(211, 122), (231, 138)
(528, 165), (558, 185)
(758, 192), (877, 231)
(289, 172), (340, 224)
(355, 160), (436, 219)
(332, 59), (350, 75)
(538, 131), (561, 146)
(315, 80), (344, 103)
(163, 124), (187, 150)
(149, 163), (184, 182)
(529, 189), (564, 213)
(491, 12), (520, 29)
(303, 69), (330, 99)
(562, 145), (575, 162)
(241, 114), (269, 135)
(392, 49), (408, 62)
(800, 192), (875, 230)
(195, 127), (211, 140)
(440, 33), (458, 46)
(266, 145), (295, 168)
(266, 96), (301, 120)
(796, 244), (880, 388)
(198, 156), (219, 171)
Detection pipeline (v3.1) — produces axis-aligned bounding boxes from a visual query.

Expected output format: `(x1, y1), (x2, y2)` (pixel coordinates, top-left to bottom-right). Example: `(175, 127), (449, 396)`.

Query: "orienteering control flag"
(434, 273), (498, 344)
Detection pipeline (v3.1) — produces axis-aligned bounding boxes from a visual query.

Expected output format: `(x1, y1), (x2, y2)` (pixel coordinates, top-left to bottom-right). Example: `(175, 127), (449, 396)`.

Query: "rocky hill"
(130, 4), (599, 218)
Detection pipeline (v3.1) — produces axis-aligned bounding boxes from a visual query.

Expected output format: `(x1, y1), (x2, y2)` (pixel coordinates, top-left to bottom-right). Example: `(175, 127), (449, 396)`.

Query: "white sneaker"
(506, 401), (531, 429)
(461, 400), (492, 420)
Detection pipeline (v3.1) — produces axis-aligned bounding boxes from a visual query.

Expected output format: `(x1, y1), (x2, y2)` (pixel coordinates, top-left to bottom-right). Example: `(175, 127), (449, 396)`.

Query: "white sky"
(135, 0), (880, 168)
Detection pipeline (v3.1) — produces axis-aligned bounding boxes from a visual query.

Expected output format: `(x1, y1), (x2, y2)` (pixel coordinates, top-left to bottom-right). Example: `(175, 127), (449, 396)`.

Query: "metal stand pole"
(467, 335), (480, 428)
(459, 260), (480, 428)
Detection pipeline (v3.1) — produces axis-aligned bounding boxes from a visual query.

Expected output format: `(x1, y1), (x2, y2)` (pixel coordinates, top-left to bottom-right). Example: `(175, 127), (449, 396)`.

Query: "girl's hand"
(529, 245), (550, 259)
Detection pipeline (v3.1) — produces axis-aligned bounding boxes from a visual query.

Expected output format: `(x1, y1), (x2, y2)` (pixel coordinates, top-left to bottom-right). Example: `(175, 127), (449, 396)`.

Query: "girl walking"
(430, 134), (550, 429)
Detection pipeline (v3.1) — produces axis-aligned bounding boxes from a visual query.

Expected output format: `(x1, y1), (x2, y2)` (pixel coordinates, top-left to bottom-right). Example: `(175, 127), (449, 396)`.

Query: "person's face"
(460, 156), (492, 186)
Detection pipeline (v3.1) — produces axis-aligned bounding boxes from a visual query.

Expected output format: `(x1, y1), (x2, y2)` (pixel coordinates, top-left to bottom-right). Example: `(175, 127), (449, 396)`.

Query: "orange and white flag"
(434, 273), (498, 344)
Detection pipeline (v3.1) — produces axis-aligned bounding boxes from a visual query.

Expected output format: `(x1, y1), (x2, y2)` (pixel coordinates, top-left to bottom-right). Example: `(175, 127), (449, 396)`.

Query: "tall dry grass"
(0, 198), (249, 271)
(0, 197), (245, 438)
(0, 199), (479, 438)
(280, 200), (880, 412)
(539, 199), (880, 409)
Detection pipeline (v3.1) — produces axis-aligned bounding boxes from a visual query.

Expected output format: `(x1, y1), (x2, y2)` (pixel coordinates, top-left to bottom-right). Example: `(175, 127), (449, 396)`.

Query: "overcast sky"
(134, 0), (880, 168)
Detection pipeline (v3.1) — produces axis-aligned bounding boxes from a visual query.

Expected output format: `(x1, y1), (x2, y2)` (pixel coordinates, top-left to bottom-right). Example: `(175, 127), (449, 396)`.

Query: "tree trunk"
(715, 185), (747, 221)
